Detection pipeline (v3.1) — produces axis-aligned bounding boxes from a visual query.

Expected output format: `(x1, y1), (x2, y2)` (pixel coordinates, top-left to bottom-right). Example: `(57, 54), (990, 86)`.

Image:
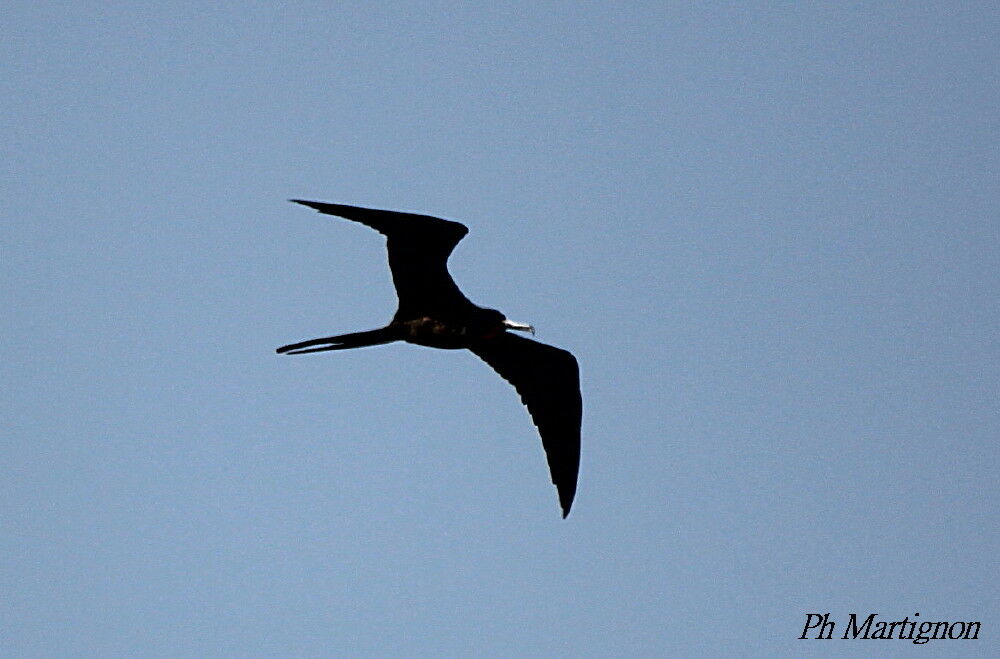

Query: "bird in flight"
(277, 200), (582, 517)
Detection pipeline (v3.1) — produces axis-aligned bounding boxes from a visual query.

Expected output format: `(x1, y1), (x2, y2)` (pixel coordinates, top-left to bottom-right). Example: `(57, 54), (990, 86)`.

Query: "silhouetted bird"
(277, 200), (582, 517)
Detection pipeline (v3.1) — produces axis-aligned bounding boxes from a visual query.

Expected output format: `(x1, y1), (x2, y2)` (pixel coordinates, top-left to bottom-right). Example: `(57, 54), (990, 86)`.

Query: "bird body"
(277, 200), (582, 517)
(397, 312), (503, 348)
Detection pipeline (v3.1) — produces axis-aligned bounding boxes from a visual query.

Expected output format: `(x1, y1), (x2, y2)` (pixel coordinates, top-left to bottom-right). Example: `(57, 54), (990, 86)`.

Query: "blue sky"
(3, 3), (998, 656)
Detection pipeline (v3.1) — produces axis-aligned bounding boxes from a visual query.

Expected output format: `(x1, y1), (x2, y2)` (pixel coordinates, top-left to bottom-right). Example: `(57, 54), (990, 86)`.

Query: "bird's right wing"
(470, 333), (582, 517)
(290, 200), (475, 316)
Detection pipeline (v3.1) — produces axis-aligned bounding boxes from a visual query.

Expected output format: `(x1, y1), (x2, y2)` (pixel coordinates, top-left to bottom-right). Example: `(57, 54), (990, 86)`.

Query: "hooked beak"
(503, 319), (535, 336)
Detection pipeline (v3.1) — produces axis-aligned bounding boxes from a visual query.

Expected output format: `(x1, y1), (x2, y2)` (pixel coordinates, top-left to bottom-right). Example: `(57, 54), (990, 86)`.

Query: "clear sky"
(3, 3), (997, 656)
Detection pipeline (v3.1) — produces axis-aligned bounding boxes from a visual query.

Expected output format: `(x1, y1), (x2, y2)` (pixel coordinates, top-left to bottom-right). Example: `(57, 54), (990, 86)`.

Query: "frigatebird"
(277, 200), (582, 517)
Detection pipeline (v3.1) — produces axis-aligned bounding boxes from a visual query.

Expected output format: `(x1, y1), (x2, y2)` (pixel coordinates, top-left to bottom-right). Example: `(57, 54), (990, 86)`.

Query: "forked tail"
(276, 326), (401, 355)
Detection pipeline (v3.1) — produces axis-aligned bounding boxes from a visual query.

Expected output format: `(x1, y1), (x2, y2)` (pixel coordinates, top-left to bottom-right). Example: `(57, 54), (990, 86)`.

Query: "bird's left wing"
(289, 200), (474, 316)
(470, 333), (582, 517)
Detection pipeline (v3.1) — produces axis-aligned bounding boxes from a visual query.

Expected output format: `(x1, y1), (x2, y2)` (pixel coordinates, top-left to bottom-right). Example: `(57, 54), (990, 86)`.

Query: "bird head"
(502, 318), (535, 335)
(472, 308), (534, 336)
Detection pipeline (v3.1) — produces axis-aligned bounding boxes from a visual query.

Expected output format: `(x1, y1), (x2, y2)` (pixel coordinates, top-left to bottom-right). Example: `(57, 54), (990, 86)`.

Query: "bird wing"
(470, 333), (582, 517)
(290, 200), (475, 316)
